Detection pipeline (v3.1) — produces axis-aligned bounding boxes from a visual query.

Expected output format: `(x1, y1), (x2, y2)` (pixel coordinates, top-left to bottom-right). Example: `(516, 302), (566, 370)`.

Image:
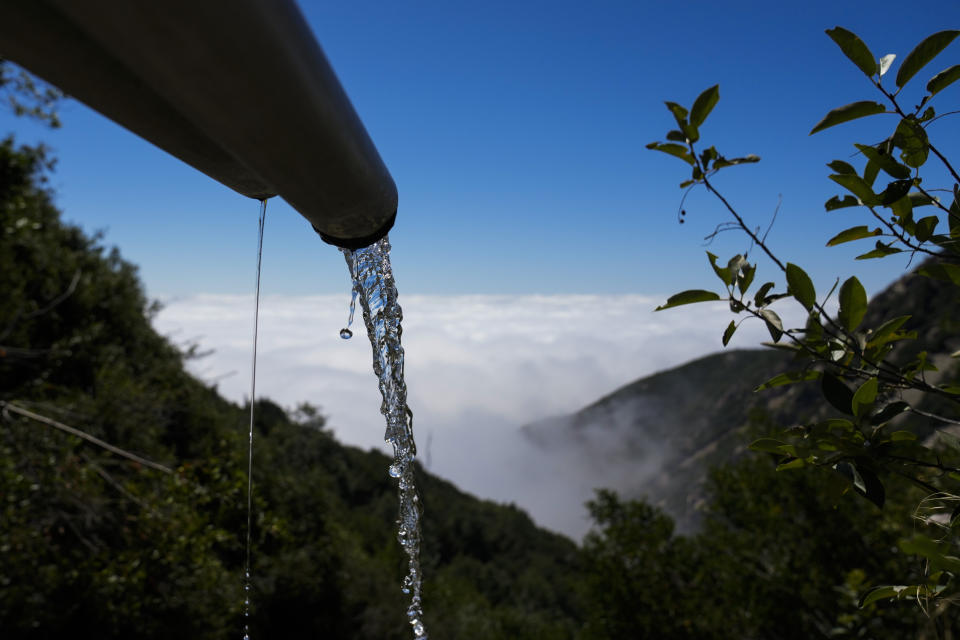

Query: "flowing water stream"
(341, 236), (427, 639)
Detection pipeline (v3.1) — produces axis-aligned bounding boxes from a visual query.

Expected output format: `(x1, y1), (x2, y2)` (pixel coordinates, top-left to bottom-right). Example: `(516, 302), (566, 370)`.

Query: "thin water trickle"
(243, 199), (268, 640)
(339, 269), (361, 339)
(341, 235), (427, 639)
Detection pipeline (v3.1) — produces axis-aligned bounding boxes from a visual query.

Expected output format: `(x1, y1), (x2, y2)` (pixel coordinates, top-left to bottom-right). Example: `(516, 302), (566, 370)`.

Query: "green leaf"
(870, 400), (910, 427)
(690, 84), (720, 128)
(786, 263), (816, 310)
(822, 372), (855, 415)
(828, 160), (857, 175)
(777, 457), (807, 471)
(760, 308), (783, 342)
(829, 174), (879, 205)
(896, 30), (960, 89)
(861, 585), (911, 607)
(858, 466), (885, 508)
(749, 438), (789, 455)
(646, 142), (695, 165)
(655, 289), (722, 311)
(917, 261), (960, 285)
(755, 369), (821, 391)
(872, 401), (910, 425)
(713, 154), (760, 169)
(868, 315), (911, 346)
(900, 534), (960, 573)
(826, 27), (878, 77)
(722, 320), (737, 346)
(664, 101), (689, 127)
(738, 262), (756, 295)
(893, 118), (929, 168)
(810, 101), (887, 135)
(916, 216), (938, 242)
(854, 144), (912, 179)
(852, 377), (878, 418)
(825, 195), (862, 211)
(754, 282), (775, 307)
(834, 461), (867, 493)
(707, 252), (733, 286)
(927, 64), (960, 97)
(890, 430), (916, 442)
(665, 129), (687, 142)
(856, 240), (903, 260)
(826, 226), (881, 246)
(880, 180), (913, 205)
(838, 276), (867, 331)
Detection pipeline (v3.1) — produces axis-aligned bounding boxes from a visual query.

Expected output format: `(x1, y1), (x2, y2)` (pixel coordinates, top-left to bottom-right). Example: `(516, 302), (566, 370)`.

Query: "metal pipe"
(0, 0), (397, 249)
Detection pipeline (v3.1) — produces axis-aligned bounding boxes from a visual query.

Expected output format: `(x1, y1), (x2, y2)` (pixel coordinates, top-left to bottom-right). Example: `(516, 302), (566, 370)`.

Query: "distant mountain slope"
(523, 260), (960, 531)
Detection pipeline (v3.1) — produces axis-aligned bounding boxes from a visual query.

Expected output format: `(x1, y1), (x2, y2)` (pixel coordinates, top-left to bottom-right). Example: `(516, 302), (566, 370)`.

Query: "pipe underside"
(0, 0), (397, 247)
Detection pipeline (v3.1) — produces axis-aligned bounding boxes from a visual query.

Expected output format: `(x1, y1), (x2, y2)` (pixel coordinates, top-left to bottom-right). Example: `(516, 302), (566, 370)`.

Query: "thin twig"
(1, 401), (173, 474)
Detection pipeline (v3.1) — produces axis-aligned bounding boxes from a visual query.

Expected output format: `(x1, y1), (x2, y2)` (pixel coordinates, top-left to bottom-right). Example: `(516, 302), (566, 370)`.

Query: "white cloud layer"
(154, 293), (806, 540)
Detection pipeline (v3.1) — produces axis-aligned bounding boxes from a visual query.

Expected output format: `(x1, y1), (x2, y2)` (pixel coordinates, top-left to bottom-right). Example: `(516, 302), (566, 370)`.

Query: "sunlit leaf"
(810, 101), (887, 135)
(896, 30), (960, 88)
(760, 308), (784, 342)
(879, 53), (896, 77)
(826, 27), (878, 77)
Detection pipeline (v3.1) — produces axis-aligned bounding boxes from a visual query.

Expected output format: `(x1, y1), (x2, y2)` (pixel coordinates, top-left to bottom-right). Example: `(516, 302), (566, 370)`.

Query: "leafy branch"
(648, 26), (960, 612)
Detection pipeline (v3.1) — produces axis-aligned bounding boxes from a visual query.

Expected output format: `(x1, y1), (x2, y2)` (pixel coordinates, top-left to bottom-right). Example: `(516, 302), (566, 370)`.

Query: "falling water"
(341, 235), (427, 639)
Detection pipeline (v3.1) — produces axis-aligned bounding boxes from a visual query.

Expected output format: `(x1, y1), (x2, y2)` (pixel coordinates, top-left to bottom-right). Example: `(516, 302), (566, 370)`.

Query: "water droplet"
(388, 463), (401, 478)
(413, 622), (426, 637)
(339, 328), (353, 339)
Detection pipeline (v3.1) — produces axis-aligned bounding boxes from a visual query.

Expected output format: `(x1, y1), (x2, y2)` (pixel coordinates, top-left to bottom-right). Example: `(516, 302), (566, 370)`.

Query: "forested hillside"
(0, 137), (583, 639)
(2, 134), (957, 638)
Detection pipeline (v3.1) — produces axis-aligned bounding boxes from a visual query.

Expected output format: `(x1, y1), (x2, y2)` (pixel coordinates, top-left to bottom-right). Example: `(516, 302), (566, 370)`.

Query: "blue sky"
(2, 1), (958, 298)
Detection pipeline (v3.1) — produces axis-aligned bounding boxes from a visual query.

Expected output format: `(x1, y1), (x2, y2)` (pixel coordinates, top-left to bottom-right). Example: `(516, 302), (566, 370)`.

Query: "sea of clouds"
(153, 293), (806, 540)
